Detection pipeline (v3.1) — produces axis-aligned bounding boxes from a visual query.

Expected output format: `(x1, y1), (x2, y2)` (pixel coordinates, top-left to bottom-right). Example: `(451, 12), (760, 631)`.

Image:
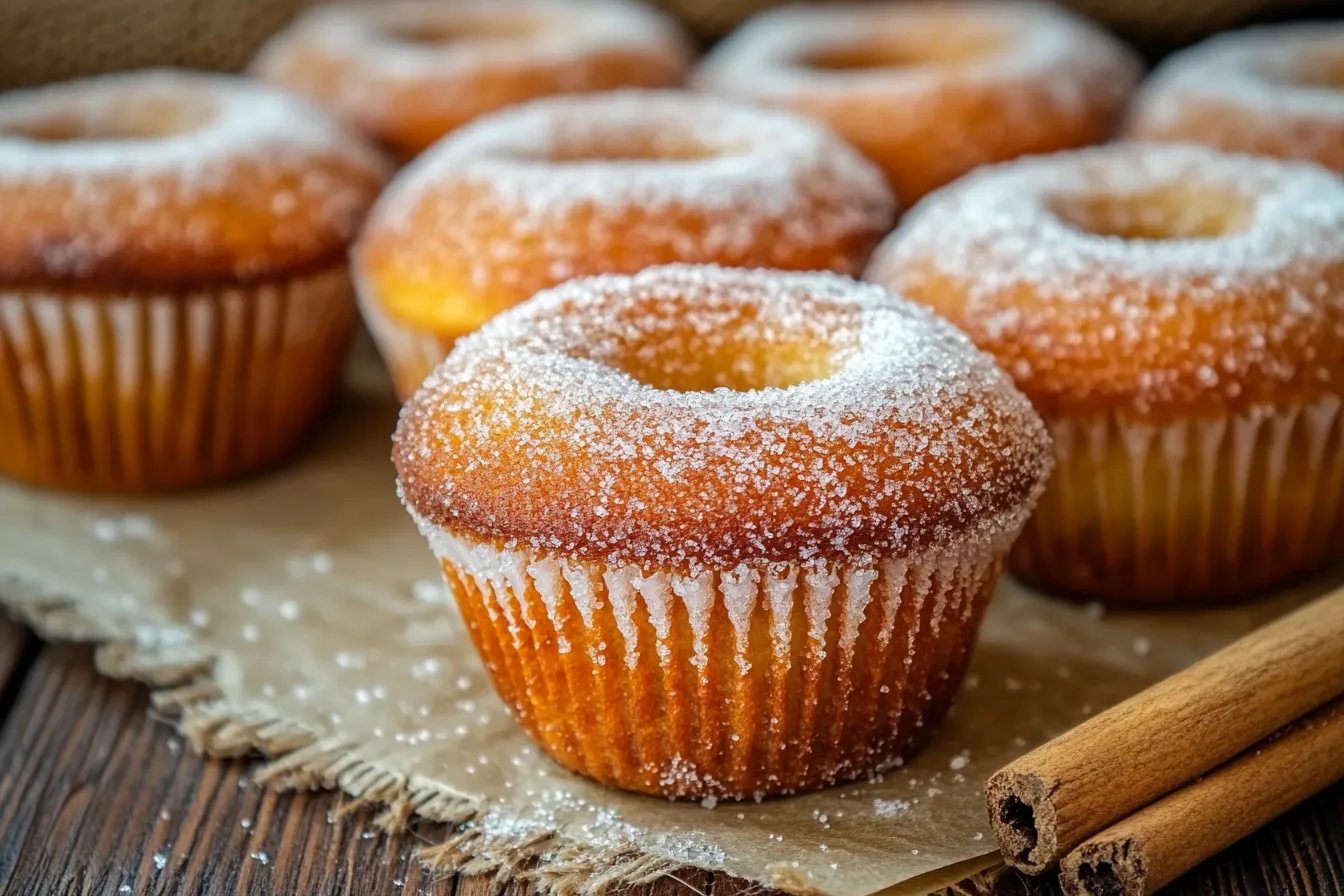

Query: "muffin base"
(1012, 399), (1344, 605)
(0, 266), (356, 491)
(422, 522), (1017, 799)
(356, 288), (458, 400)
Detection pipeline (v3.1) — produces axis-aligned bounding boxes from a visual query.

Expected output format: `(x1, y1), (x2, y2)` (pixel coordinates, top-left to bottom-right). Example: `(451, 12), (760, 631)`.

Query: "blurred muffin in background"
(695, 1), (1142, 207)
(354, 89), (896, 397)
(251, 0), (693, 158)
(0, 70), (389, 490)
(1127, 23), (1344, 173)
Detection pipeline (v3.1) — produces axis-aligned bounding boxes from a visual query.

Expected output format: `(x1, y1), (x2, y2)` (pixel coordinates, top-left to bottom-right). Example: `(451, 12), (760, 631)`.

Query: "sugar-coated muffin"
(393, 264), (1052, 798)
(868, 143), (1344, 604)
(354, 90), (896, 397)
(0, 70), (389, 491)
(695, 1), (1140, 207)
(251, 0), (693, 158)
(1127, 24), (1344, 174)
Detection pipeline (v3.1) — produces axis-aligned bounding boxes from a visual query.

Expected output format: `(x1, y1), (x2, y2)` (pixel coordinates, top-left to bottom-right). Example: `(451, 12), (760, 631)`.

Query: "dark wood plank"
(0, 642), (1340, 896)
(0, 617), (36, 722)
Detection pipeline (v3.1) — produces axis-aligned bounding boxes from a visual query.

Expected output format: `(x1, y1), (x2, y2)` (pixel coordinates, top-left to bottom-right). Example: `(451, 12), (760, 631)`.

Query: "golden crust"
(355, 90), (897, 342)
(393, 265), (1052, 570)
(1126, 24), (1344, 174)
(866, 144), (1344, 423)
(694, 1), (1141, 206)
(0, 70), (390, 288)
(251, 0), (693, 157)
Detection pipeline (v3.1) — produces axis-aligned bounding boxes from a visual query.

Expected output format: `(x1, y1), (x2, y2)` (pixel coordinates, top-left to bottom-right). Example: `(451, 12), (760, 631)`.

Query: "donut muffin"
(694, 1), (1141, 207)
(868, 143), (1344, 604)
(0, 70), (389, 491)
(1127, 23), (1344, 174)
(251, 0), (693, 158)
(355, 90), (896, 397)
(393, 264), (1052, 798)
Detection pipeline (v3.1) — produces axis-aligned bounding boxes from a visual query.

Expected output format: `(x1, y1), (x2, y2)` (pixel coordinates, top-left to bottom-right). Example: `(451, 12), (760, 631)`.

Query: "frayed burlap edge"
(0, 573), (1006, 896)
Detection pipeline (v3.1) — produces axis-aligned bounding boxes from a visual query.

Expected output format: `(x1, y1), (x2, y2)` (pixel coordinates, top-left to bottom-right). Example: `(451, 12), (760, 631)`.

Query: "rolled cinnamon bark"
(1059, 698), (1344, 896)
(986, 587), (1344, 874)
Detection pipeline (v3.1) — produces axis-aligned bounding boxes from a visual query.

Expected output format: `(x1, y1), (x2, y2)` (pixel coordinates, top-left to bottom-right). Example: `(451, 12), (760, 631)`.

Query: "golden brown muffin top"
(868, 143), (1344, 422)
(354, 90), (896, 323)
(394, 264), (1052, 570)
(0, 70), (390, 288)
(250, 0), (694, 157)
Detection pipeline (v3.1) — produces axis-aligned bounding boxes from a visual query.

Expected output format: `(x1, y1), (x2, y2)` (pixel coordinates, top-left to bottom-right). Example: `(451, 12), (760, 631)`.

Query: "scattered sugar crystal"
(152, 853), (167, 870)
(250, 851), (269, 865)
(277, 600), (300, 621)
(950, 752), (970, 771)
(1133, 636), (1152, 656)
(335, 651), (366, 669)
(873, 798), (912, 819)
(188, 609), (210, 628)
(241, 818), (252, 830)
(241, 624), (260, 642)
(412, 579), (449, 603)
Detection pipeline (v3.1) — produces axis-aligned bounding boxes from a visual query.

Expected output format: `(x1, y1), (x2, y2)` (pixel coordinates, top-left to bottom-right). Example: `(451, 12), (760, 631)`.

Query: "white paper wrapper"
(0, 266), (356, 490)
(355, 280), (455, 399)
(1013, 398), (1344, 603)
(424, 517), (1022, 799)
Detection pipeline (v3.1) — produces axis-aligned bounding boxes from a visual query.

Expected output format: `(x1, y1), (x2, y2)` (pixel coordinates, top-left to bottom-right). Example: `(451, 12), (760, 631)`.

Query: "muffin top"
(354, 90), (895, 330)
(0, 70), (389, 287)
(868, 143), (1344, 420)
(394, 264), (1052, 570)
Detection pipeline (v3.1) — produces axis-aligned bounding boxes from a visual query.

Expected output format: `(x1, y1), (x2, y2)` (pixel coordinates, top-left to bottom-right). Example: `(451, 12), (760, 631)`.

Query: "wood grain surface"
(0, 624), (1340, 896)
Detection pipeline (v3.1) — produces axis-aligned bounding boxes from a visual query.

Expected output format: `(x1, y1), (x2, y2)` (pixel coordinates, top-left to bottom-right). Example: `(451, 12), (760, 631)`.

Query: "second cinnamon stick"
(986, 586), (1344, 874)
(1059, 697), (1344, 896)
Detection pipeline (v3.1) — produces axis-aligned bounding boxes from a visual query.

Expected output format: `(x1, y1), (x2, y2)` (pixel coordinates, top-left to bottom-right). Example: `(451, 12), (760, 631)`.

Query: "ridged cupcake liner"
(1012, 398), (1344, 604)
(422, 520), (1020, 800)
(0, 266), (356, 491)
(355, 286), (456, 400)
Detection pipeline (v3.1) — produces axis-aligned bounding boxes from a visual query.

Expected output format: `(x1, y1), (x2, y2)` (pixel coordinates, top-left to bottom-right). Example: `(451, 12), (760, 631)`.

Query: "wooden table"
(1, 617), (1341, 896)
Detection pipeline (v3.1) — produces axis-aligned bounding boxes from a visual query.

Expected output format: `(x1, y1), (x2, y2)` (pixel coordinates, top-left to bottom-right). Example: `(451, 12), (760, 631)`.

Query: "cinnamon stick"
(985, 586), (1344, 874)
(1058, 697), (1344, 896)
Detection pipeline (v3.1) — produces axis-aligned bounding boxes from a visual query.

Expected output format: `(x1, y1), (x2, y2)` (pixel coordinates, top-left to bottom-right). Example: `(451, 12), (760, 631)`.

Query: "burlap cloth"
(0, 345), (1332, 895)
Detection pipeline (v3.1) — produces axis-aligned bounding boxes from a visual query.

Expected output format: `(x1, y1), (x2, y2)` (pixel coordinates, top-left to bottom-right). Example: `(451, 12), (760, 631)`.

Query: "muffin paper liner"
(1012, 398), (1344, 604)
(422, 518), (1024, 799)
(0, 266), (356, 490)
(355, 286), (456, 400)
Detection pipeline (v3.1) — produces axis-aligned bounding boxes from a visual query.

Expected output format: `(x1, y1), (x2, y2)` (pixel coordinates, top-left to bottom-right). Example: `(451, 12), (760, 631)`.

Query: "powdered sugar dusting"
(868, 143), (1344, 416)
(395, 264), (1052, 569)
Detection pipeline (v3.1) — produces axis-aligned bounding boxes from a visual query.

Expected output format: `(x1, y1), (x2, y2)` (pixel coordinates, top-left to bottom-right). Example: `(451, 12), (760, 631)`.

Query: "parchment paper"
(0, 348), (1331, 896)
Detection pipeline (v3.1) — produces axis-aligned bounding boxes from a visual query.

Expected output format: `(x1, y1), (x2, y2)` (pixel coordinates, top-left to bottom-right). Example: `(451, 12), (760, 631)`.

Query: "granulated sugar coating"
(251, 0), (693, 157)
(394, 264), (1051, 570)
(693, 0), (1140, 205)
(356, 90), (896, 313)
(1126, 23), (1344, 173)
(867, 143), (1344, 421)
(0, 70), (389, 285)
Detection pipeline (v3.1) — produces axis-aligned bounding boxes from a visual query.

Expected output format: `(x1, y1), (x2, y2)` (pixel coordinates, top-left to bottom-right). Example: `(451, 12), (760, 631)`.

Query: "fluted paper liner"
(0, 267), (356, 490)
(0, 347), (1336, 896)
(356, 284), (456, 400)
(1013, 400), (1344, 603)
(427, 526), (1013, 799)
